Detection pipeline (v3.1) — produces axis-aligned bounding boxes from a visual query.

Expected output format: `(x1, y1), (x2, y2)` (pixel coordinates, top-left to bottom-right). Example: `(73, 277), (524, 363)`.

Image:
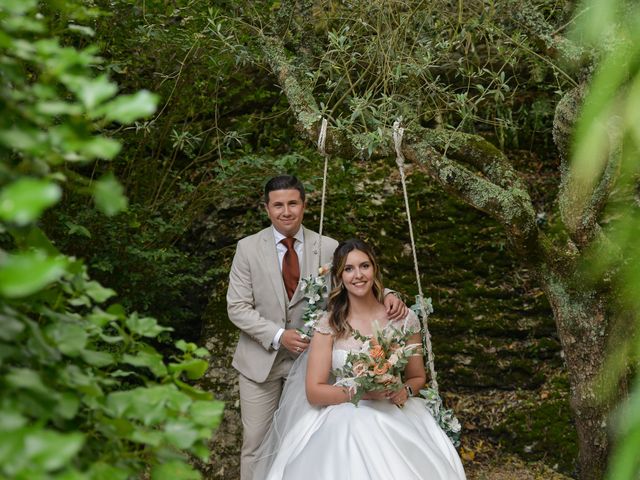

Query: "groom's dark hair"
(264, 175), (306, 204)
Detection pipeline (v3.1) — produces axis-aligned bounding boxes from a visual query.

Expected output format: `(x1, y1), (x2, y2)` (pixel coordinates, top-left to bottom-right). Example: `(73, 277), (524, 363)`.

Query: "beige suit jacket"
(227, 226), (338, 383)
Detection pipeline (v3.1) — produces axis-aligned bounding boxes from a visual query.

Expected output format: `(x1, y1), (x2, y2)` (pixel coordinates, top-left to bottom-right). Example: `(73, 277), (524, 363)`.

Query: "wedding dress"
(252, 312), (466, 480)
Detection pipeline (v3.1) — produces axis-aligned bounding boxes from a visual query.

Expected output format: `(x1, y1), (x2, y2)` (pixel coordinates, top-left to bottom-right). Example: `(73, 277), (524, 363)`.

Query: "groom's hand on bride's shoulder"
(281, 329), (310, 354)
(384, 292), (408, 321)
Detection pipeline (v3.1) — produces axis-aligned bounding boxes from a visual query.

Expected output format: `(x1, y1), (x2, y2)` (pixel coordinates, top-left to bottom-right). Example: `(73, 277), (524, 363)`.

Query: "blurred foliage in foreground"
(570, 1), (640, 478)
(0, 1), (222, 478)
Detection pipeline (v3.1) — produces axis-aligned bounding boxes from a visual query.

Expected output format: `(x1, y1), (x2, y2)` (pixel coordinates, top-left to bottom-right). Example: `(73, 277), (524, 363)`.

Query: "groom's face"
(265, 188), (306, 237)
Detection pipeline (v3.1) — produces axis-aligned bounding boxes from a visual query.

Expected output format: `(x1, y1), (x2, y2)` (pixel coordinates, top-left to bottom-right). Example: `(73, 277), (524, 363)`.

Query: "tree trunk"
(539, 267), (611, 479)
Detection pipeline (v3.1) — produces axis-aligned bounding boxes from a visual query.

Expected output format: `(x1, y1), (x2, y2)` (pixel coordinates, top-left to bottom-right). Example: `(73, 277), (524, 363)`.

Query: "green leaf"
(5, 368), (49, 394)
(193, 347), (209, 358)
(0, 127), (48, 156)
(130, 428), (163, 446)
(81, 349), (115, 367)
(87, 462), (129, 480)
(24, 430), (85, 471)
(68, 23), (96, 37)
(0, 178), (61, 225)
(122, 349), (167, 376)
(0, 410), (27, 431)
(100, 90), (158, 123)
(54, 392), (80, 420)
(45, 322), (87, 356)
(87, 307), (118, 327)
(168, 359), (208, 380)
(20, 225), (61, 255)
(35, 101), (83, 116)
(174, 378), (212, 401)
(66, 221), (92, 238)
(189, 400), (224, 428)
(126, 313), (172, 337)
(0, 251), (68, 298)
(84, 280), (116, 303)
(151, 460), (201, 480)
(71, 74), (117, 109)
(164, 420), (199, 449)
(93, 173), (128, 216)
(78, 136), (122, 160)
(1, 0), (37, 14)
(60, 364), (103, 397)
(0, 312), (25, 341)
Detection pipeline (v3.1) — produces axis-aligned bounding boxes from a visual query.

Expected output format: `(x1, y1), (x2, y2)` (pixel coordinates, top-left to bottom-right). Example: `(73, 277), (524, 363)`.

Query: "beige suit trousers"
(239, 349), (294, 480)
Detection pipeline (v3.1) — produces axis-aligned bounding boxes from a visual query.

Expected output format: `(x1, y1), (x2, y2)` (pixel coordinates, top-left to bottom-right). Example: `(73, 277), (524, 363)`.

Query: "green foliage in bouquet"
(0, 1), (222, 478)
(297, 265), (331, 339)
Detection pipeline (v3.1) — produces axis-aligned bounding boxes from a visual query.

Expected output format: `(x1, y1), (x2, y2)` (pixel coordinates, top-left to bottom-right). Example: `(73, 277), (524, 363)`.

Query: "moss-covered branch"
(261, 34), (540, 254)
(554, 84), (622, 247)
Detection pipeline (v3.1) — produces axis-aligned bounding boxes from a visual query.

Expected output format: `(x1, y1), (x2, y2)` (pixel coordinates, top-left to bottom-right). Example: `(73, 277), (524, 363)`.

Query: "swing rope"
(316, 118), (329, 270)
(314, 117), (439, 393)
(392, 119), (439, 393)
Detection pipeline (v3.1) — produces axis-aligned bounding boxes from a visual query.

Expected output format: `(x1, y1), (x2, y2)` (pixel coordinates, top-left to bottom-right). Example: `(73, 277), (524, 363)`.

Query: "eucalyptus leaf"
(0, 178), (61, 225)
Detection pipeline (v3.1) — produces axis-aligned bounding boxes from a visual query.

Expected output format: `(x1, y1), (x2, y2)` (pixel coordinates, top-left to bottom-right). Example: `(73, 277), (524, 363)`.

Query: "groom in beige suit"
(227, 175), (406, 479)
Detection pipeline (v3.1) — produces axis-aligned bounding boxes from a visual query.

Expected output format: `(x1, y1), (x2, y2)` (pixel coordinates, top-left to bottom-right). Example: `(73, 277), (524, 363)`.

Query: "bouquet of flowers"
(333, 321), (422, 405)
(297, 264), (331, 339)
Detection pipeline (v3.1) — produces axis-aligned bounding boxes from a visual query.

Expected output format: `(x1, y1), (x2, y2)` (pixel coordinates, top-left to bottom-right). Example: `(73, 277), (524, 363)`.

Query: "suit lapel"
(260, 228), (286, 314)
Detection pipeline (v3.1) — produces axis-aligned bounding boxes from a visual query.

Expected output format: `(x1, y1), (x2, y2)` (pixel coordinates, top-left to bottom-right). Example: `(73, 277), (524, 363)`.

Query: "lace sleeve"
(314, 312), (334, 336)
(400, 310), (421, 333)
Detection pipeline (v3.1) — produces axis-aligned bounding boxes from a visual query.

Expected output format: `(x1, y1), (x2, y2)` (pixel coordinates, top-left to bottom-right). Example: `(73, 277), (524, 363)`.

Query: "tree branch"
(261, 35), (539, 254)
(554, 85), (622, 247)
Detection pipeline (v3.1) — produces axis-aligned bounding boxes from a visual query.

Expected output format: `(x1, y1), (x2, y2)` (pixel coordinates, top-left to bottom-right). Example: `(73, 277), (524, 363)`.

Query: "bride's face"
(341, 249), (375, 298)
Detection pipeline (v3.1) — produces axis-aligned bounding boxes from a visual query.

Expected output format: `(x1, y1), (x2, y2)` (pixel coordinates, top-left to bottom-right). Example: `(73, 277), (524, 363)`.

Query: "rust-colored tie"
(281, 237), (300, 300)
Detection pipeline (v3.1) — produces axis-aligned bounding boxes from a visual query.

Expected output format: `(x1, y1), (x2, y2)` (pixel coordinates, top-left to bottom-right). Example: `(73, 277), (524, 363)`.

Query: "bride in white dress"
(252, 239), (466, 479)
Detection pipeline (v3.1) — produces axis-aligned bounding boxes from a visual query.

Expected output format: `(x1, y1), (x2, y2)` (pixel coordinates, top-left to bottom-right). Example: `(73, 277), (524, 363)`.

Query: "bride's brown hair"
(328, 239), (384, 338)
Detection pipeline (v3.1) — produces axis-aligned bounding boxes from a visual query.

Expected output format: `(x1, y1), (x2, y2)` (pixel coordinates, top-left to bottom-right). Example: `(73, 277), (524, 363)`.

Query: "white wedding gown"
(252, 312), (466, 480)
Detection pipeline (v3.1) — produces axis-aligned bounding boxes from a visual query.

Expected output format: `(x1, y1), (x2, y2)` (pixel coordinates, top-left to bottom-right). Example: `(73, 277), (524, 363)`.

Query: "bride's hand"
(362, 390), (393, 401)
(388, 387), (409, 407)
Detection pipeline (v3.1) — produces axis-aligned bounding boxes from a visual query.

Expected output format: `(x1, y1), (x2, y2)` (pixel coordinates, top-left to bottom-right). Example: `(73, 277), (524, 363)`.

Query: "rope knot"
(392, 119), (405, 168)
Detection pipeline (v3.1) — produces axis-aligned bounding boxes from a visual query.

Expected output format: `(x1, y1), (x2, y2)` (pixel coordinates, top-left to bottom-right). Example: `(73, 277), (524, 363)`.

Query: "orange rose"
(373, 362), (390, 375)
(352, 361), (368, 377)
(369, 344), (385, 360)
